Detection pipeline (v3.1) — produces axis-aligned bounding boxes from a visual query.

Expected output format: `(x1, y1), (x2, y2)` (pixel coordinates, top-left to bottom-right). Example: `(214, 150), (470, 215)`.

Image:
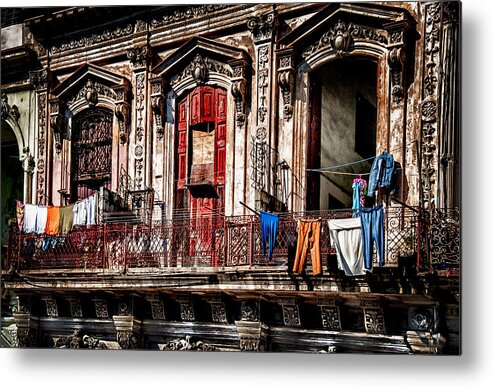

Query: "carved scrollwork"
(388, 47), (405, 104)
(240, 338), (264, 352)
(247, 12), (277, 42)
(363, 308), (386, 334)
(320, 306), (341, 331)
(161, 335), (219, 351)
(281, 304), (301, 327)
(1, 92), (20, 121)
(409, 307), (434, 332)
(115, 102), (129, 145)
(127, 45), (151, 69)
(241, 300), (259, 322)
(278, 68), (294, 121)
(178, 300), (195, 321)
(49, 100), (65, 154)
(117, 331), (138, 349)
(169, 54), (232, 88)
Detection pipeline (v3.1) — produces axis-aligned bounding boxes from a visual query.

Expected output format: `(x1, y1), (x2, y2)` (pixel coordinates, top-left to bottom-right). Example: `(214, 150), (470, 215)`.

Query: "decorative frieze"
(127, 45), (151, 70)
(240, 300), (260, 322)
(51, 23), (134, 54)
(177, 299), (195, 322)
(134, 72), (146, 189)
(320, 306), (341, 331)
(146, 294), (166, 320)
(256, 45), (269, 125)
(117, 331), (138, 349)
(150, 4), (230, 29)
(66, 78), (116, 108)
(160, 335), (219, 351)
(54, 329), (107, 349)
(302, 20), (388, 60)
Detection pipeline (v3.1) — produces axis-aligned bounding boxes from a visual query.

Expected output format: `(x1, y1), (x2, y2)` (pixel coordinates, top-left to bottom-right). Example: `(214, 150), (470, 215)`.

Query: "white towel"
(328, 218), (367, 276)
(35, 206), (48, 234)
(72, 200), (87, 227)
(86, 192), (99, 225)
(23, 204), (38, 233)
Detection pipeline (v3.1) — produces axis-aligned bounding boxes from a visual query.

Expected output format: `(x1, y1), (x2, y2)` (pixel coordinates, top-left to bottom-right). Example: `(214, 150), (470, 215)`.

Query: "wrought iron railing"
(5, 207), (459, 274)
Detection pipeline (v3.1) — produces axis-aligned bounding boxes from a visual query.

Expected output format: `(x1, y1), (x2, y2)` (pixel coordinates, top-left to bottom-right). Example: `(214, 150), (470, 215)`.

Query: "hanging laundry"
(23, 204), (37, 233)
(367, 151), (397, 197)
(328, 217), (367, 276)
(35, 206), (48, 234)
(259, 210), (279, 260)
(59, 205), (74, 235)
(86, 192), (99, 225)
(352, 177), (367, 217)
(15, 200), (25, 231)
(72, 199), (88, 227)
(359, 205), (385, 270)
(45, 206), (60, 235)
(293, 219), (322, 275)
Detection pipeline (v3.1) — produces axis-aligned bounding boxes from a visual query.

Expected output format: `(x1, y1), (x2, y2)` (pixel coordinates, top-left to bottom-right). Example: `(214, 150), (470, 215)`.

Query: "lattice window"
(72, 109), (113, 200)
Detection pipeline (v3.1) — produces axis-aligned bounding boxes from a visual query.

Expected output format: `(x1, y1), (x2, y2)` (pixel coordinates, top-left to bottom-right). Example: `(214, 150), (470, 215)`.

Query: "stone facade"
(1, 3), (460, 353)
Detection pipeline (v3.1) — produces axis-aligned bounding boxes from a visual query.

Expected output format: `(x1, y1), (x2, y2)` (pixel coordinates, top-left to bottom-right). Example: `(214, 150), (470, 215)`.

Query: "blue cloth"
(352, 181), (364, 218)
(359, 205), (385, 269)
(368, 151), (396, 197)
(259, 210), (279, 260)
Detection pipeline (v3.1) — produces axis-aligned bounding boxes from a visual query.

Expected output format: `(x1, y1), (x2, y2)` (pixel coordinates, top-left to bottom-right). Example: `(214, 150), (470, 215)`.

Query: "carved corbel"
(49, 99), (65, 154)
(29, 68), (50, 92)
(150, 78), (166, 140)
(113, 84), (131, 145)
(277, 49), (295, 121)
(361, 298), (386, 334)
(176, 297), (195, 322)
(330, 20), (352, 57)
(276, 298), (301, 328)
(229, 59), (248, 129)
(387, 47), (405, 104)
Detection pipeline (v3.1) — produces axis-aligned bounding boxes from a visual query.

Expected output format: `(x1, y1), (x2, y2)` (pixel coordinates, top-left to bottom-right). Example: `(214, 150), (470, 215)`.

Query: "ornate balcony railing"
(5, 207), (459, 274)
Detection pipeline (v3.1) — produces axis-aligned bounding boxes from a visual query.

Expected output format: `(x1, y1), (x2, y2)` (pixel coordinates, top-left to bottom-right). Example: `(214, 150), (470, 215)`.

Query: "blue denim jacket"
(367, 151), (396, 197)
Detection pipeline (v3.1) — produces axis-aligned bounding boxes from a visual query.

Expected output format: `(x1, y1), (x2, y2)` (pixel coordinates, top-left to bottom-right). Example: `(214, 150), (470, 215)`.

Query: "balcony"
(5, 207), (459, 275)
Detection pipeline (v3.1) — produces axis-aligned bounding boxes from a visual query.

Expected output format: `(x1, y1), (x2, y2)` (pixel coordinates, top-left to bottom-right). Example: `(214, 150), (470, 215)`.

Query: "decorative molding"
(13, 312), (38, 348)
(277, 49), (295, 121)
(240, 300), (260, 322)
(29, 69), (49, 91)
(117, 301), (132, 316)
(235, 320), (269, 352)
(169, 54), (233, 88)
(127, 45), (151, 70)
(420, 2), (442, 209)
(146, 294), (166, 320)
(160, 335), (219, 351)
(66, 78), (116, 108)
(150, 78), (166, 140)
(1, 92), (20, 121)
(134, 72), (146, 189)
(150, 4), (230, 29)
(94, 299), (109, 318)
(42, 296), (59, 318)
(67, 298), (83, 318)
(387, 47), (404, 104)
(247, 12), (277, 43)
(36, 93), (47, 205)
(320, 306), (341, 331)
(51, 23), (134, 54)
(49, 99), (65, 154)
(111, 83), (131, 145)
(302, 19), (388, 60)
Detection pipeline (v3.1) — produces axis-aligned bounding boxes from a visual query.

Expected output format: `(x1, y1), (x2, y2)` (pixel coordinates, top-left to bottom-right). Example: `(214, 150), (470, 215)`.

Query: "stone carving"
(150, 4), (230, 29)
(127, 45), (150, 69)
(230, 60), (248, 130)
(320, 306), (341, 331)
(247, 12), (277, 42)
(68, 298), (83, 318)
(178, 300), (195, 321)
(409, 307), (434, 331)
(277, 50), (295, 121)
(94, 299), (109, 318)
(1, 92), (20, 121)
(420, 2), (442, 209)
(29, 69), (49, 91)
(302, 20), (387, 59)
(134, 19), (147, 33)
(150, 300), (166, 320)
(281, 304), (301, 327)
(67, 79), (116, 108)
(211, 302), (228, 323)
(17, 327), (37, 348)
(115, 103), (129, 145)
(117, 301), (132, 316)
(363, 308), (385, 334)
(161, 335), (218, 351)
(169, 54), (232, 88)
(134, 72), (146, 189)
(117, 331), (138, 349)
(241, 300), (259, 322)
(50, 100), (65, 154)
(43, 297), (58, 317)
(150, 78), (165, 140)
(51, 23), (134, 54)
(240, 338), (264, 352)
(36, 93), (47, 205)
(388, 47), (404, 104)
(256, 46), (269, 124)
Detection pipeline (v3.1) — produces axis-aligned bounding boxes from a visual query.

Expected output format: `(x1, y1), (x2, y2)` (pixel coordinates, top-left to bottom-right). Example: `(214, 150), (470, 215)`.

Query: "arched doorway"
(71, 108), (113, 201)
(1, 120), (24, 260)
(306, 57), (378, 211)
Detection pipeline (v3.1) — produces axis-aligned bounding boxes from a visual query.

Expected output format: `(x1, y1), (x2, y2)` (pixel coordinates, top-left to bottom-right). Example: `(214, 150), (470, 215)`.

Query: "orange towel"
(45, 206), (60, 235)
